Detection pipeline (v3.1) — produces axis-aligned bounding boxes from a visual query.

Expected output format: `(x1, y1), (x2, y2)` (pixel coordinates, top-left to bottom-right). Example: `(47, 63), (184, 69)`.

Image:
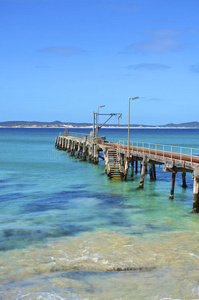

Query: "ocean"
(0, 127), (199, 300)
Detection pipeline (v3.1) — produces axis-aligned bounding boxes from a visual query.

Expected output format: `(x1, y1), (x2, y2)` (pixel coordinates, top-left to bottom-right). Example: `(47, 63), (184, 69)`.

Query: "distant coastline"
(0, 121), (199, 129)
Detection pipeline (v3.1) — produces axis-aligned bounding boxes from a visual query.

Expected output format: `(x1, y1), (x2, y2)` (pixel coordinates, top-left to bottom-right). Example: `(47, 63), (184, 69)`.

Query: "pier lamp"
(96, 105), (105, 142)
(128, 97), (139, 158)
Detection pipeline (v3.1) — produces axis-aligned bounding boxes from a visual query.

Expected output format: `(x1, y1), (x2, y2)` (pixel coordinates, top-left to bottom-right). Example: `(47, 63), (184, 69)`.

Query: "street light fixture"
(128, 97), (139, 158)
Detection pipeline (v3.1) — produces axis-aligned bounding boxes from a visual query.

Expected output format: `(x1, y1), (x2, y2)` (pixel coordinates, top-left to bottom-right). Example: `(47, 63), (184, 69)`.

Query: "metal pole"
(93, 112), (96, 141)
(96, 105), (105, 143)
(128, 98), (130, 158)
(96, 106), (99, 142)
(127, 97), (139, 158)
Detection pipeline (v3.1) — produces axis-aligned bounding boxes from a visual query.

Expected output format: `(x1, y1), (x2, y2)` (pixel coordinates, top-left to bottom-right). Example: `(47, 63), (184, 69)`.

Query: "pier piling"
(149, 164), (154, 181)
(139, 160), (147, 189)
(131, 158), (134, 180)
(170, 171), (176, 199)
(193, 168), (199, 213)
(182, 172), (187, 188)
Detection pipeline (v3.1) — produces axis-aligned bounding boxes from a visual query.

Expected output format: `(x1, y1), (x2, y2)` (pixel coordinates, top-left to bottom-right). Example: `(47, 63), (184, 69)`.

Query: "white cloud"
(40, 46), (85, 56)
(124, 29), (184, 53)
(126, 63), (170, 70)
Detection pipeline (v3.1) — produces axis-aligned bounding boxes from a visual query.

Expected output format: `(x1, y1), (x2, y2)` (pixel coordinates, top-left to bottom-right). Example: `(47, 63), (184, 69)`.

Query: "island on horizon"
(0, 120), (199, 129)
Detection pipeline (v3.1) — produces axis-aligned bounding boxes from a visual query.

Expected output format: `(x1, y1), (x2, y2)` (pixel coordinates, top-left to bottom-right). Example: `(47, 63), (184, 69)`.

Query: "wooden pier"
(55, 129), (199, 213)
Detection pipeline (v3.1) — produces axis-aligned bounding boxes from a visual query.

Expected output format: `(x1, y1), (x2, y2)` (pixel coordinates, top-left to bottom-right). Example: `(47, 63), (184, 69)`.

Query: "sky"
(1, 0), (199, 125)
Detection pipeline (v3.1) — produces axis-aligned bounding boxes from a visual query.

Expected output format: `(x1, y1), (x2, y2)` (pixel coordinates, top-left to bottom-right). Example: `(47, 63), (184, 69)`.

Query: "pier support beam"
(93, 144), (99, 164)
(149, 164), (153, 181)
(121, 154), (124, 167)
(64, 138), (67, 151)
(131, 157), (134, 181)
(104, 149), (109, 174)
(182, 172), (187, 188)
(193, 168), (199, 213)
(58, 137), (61, 149)
(76, 143), (81, 158)
(82, 135), (87, 161)
(88, 146), (92, 162)
(149, 164), (156, 181)
(153, 165), (156, 181)
(139, 160), (147, 189)
(70, 141), (75, 156)
(123, 155), (129, 181)
(62, 138), (64, 150)
(135, 160), (138, 174)
(170, 171), (176, 199)
(67, 140), (71, 153)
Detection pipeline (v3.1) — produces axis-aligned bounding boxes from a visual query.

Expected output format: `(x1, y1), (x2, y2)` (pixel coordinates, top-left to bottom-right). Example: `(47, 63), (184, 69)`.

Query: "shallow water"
(0, 128), (199, 299)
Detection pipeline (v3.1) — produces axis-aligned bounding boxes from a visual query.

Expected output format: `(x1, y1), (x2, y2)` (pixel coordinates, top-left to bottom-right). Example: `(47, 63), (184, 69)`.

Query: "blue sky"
(1, 0), (199, 125)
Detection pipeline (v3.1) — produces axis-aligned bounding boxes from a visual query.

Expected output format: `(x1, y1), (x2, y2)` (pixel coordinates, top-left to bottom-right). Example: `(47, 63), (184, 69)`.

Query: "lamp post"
(128, 97), (139, 158)
(96, 105), (105, 142)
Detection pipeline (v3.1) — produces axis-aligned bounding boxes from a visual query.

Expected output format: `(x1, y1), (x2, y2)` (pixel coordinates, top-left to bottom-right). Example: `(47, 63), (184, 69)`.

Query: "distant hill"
(0, 121), (199, 128)
(0, 121), (92, 127)
(163, 121), (199, 128)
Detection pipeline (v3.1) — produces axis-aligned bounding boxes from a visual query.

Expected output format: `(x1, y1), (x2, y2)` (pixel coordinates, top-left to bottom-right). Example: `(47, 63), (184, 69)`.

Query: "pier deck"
(55, 131), (199, 213)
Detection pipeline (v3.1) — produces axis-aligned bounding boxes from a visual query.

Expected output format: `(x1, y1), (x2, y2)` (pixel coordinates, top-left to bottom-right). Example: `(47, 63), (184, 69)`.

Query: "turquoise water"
(1, 128), (199, 299)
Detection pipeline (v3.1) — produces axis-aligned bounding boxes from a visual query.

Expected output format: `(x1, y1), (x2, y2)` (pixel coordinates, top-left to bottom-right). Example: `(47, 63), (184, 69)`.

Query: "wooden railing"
(111, 140), (199, 165)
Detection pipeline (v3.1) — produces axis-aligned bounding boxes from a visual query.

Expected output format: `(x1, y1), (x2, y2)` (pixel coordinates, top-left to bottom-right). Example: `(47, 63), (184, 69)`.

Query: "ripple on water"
(1, 230), (199, 299)
(0, 192), (25, 203)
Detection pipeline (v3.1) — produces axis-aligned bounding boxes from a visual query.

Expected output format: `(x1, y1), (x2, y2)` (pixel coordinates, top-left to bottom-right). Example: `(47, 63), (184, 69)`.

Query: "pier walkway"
(55, 130), (199, 213)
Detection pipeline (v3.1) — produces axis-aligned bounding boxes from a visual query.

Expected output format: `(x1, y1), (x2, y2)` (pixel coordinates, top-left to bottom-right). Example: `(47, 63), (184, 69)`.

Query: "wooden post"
(58, 137), (60, 149)
(82, 135), (87, 161)
(121, 154), (124, 167)
(193, 168), (199, 213)
(139, 160), (146, 189)
(123, 156), (129, 181)
(55, 137), (58, 148)
(131, 157), (134, 180)
(70, 141), (75, 156)
(76, 143), (80, 158)
(93, 144), (99, 164)
(149, 164), (153, 180)
(104, 150), (108, 174)
(63, 138), (66, 150)
(182, 172), (187, 188)
(88, 146), (92, 162)
(135, 160), (138, 173)
(67, 139), (71, 152)
(170, 171), (176, 199)
(153, 164), (156, 181)
(118, 153), (122, 168)
(65, 139), (67, 151)
(64, 129), (68, 137)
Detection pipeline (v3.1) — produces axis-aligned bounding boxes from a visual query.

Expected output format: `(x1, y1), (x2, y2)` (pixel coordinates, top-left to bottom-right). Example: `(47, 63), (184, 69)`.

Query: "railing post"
(180, 147), (182, 162)
(191, 148), (193, 165)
